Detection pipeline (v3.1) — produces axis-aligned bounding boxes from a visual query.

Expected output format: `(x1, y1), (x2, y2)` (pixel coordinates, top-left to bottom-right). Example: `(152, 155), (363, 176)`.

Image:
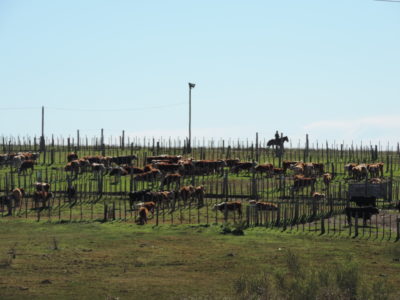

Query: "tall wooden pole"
(188, 83), (195, 153)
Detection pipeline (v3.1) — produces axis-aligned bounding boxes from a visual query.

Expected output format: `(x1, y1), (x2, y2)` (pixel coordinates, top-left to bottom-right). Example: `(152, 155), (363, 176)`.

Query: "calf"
(323, 173), (332, 188)
(137, 207), (149, 225)
(213, 201), (242, 217)
(345, 206), (379, 226)
(11, 188), (25, 207)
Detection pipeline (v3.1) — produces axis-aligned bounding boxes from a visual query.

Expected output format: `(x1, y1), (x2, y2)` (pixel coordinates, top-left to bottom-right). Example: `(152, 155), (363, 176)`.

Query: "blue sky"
(0, 0), (399, 145)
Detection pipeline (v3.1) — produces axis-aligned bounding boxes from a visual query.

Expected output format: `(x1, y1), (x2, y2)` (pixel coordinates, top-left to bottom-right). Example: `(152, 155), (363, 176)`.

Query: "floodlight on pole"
(188, 82), (195, 152)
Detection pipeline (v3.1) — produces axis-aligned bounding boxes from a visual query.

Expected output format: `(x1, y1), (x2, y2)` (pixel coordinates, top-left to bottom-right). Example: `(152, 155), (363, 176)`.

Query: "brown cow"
(352, 164), (368, 180)
(180, 185), (195, 206)
(367, 163), (381, 178)
(254, 163), (274, 177)
(161, 173), (181, 188)
(213, 201), (242, 217)
(293, 177), (316, 191)
(134, 169), (162, 182)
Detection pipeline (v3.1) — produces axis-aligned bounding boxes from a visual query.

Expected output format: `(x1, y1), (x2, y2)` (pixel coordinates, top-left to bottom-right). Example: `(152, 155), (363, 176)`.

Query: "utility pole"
(188, 82), (195, 153)
(40, 106), (45, 151)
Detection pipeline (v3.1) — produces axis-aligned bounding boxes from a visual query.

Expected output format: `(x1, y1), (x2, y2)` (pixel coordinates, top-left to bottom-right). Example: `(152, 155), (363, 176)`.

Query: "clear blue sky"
(0, 0), (399, 145)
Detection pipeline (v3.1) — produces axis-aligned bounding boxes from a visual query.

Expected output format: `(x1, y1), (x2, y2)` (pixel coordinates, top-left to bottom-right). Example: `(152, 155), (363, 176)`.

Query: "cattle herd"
(0, 150), (393, 226)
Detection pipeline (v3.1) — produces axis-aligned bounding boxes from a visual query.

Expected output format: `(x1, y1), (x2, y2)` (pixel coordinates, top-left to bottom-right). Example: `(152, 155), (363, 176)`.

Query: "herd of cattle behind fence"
(1, 135), (400, 241)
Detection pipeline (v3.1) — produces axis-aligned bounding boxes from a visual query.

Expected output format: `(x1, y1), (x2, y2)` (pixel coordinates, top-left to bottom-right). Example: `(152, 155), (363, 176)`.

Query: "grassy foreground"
(0, 220), (400, 300)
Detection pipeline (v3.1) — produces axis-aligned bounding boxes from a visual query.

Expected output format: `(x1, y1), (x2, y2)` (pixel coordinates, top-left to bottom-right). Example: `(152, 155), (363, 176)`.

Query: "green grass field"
(1, 219), (400, 299)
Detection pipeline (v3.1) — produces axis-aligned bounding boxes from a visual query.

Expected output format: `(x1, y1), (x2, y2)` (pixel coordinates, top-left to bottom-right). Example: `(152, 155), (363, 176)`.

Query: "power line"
(0, 102), (186, 112)
(375, 0), (400, 2)
(46, 102), (186, 112)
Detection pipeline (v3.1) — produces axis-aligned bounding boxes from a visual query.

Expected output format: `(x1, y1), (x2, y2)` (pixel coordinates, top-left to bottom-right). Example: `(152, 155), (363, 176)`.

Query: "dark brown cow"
(65, 160), (80, 173)
(350, 196), (377, 207)
(273, 167), (285, 175)
(33, 191), (53, 208)
(224, 158), (240, 168)
(312, 163), (324, 175)
(192, 160), (226, 175)
(231, 162), (253, 175)
(293, 177), (316, 191)
(18, 160), (35, 174)
(345, 206), (379, 226)
(249, 200), (278, 211)
(111, 155), (137, 165)
(67, 152), (78, 162)
(153, 162), (182, 174)
(344, 163), (357, 177)
(108, 166), (128, 176)
(283, 161), (299, 172)
(34, 182), (50, 192)
(213, 201), (242, 217)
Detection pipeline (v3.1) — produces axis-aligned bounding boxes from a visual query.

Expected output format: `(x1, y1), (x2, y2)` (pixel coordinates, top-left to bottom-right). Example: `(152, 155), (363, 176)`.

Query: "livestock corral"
(1, 135), (400, 240)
